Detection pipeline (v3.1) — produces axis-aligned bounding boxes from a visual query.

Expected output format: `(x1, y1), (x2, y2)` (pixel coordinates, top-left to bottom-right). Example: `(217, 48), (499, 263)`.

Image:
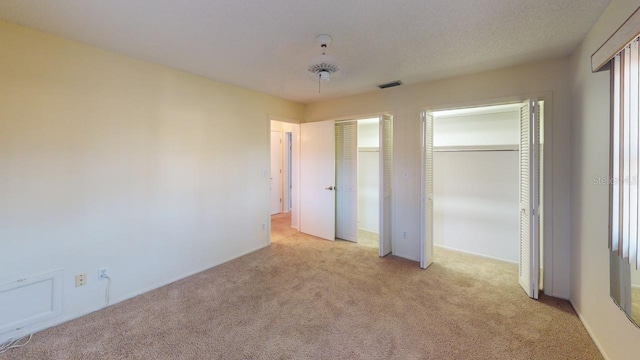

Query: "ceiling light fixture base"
(307, 34), (342, 93)
(315, 34), (333, 47)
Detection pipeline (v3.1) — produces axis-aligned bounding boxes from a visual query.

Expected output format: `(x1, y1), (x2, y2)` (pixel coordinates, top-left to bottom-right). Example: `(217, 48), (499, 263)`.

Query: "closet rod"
(434, 149), (518, 152)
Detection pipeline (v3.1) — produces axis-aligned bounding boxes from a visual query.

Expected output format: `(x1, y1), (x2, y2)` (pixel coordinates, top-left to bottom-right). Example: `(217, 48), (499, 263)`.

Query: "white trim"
(570, 301), (610, 360)
(310, 110), (397, 124)
(434, 244), (519, 265)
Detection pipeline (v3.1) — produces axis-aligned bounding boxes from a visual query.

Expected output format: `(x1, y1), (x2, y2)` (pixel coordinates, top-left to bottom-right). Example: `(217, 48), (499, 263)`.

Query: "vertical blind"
(611, 36), (640, 269)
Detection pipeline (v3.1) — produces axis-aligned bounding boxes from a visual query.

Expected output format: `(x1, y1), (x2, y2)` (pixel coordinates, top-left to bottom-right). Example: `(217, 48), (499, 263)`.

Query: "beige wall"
(0, 20), (303, 341)
(8, 2), (640, 353)
(305, 58), (572, 299)
(569, 1), (640, 358)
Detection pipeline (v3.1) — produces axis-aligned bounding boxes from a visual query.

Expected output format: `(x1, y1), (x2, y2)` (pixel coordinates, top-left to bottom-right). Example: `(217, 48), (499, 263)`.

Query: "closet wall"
(433, 109), (520, 263)
(357, 119), (379, 233)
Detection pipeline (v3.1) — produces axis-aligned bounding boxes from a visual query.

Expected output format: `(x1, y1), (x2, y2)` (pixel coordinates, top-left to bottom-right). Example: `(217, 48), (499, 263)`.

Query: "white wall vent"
(0, 270), (63, 335)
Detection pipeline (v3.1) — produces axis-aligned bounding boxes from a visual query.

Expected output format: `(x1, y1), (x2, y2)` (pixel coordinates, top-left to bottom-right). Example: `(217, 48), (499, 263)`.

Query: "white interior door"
(420, 111), (434, 268)
(336, 121), (358, 242)
(379, 114), (393, 256)
(270, 130), (282, 215)
(300, 120), (336, 240)
(518, 99), (540, 299)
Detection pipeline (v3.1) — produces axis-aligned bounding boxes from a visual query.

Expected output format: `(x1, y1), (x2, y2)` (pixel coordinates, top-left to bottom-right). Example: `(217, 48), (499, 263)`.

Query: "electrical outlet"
(75, 273), (87, 287)
(98, 267), (110, 280)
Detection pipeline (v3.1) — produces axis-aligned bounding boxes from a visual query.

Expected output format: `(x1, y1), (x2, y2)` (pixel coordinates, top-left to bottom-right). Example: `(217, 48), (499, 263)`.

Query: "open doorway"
(433, 104), (522, 262)
(356, 119), (380, 248)
(270, 120), (300, 243)
(421, 100), (545, 299)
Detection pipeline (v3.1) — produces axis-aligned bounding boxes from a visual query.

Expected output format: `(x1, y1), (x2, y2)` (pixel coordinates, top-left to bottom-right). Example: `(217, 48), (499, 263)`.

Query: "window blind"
(611, 36), (640, 269)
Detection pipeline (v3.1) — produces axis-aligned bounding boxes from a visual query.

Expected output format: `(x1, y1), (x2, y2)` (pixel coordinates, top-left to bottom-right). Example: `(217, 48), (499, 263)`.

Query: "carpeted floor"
(632, 287), (640, 325)
(357, 229), (379, 248)
(3, 214), (602, 359)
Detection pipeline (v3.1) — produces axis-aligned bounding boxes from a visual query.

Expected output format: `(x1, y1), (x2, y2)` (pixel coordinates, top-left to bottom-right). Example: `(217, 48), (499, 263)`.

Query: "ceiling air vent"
(378, 80), (403, 89)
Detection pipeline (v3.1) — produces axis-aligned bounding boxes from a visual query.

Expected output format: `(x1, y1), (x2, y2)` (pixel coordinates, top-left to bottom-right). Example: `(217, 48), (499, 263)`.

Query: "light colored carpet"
(357, 229), (379, 248)
(270, 212), (298, 242)
(3, 217), (602, 359)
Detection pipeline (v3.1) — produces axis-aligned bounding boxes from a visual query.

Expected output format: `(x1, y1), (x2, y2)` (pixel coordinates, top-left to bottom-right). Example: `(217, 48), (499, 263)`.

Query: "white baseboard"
(434, 244), (518, 265)
(569, 300), (609, 360)
(0, 243), (270, 344)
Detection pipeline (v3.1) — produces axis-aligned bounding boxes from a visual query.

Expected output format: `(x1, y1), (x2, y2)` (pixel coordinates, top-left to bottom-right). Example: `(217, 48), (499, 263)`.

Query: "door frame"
(270, 129), (283, 215)
(304, 111), (395, 254)
(284, 132), (293, 212)
(419, 92), (553, 296)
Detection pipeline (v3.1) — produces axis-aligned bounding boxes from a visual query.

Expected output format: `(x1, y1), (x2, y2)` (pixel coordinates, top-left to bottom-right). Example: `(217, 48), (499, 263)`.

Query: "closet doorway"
(300, 114), (393, 257)
(420, 100), (545, 299)
(335, 118), (381, 249)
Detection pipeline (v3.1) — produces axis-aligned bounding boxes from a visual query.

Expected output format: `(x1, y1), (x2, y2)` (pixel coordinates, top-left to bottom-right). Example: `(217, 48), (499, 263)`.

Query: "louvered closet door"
(379, 114), (394, 257)
(518, 99), (540, 299)
(420, 112), (434, 269)
(335, 121), (358, 242)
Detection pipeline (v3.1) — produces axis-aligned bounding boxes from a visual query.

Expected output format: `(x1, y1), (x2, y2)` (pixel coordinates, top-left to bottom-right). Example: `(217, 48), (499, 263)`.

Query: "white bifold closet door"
(519, 99), (541, 299)
(379, 114), (394, 257)
(420, 111), (434, 269)
(335, 121), (358, 242)
(300, 120), (336, 241)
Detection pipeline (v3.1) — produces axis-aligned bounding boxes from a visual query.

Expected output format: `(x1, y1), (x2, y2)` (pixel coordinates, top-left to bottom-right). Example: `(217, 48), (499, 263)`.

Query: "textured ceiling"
(0, 0), (609, 103)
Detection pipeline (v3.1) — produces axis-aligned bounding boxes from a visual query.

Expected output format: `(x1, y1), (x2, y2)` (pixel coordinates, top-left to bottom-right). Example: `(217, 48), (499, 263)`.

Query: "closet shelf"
(358, 147), (379, 152)
(434, 144), (519, 152)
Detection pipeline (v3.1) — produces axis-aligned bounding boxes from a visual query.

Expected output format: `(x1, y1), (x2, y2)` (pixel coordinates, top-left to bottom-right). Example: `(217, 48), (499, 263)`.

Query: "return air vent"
(378, 81), (403, 89)
(0, 270), (63, 338)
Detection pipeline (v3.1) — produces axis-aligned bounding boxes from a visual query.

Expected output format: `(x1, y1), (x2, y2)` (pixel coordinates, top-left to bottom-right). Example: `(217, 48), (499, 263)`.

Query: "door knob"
(325, 186), (334, 191)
